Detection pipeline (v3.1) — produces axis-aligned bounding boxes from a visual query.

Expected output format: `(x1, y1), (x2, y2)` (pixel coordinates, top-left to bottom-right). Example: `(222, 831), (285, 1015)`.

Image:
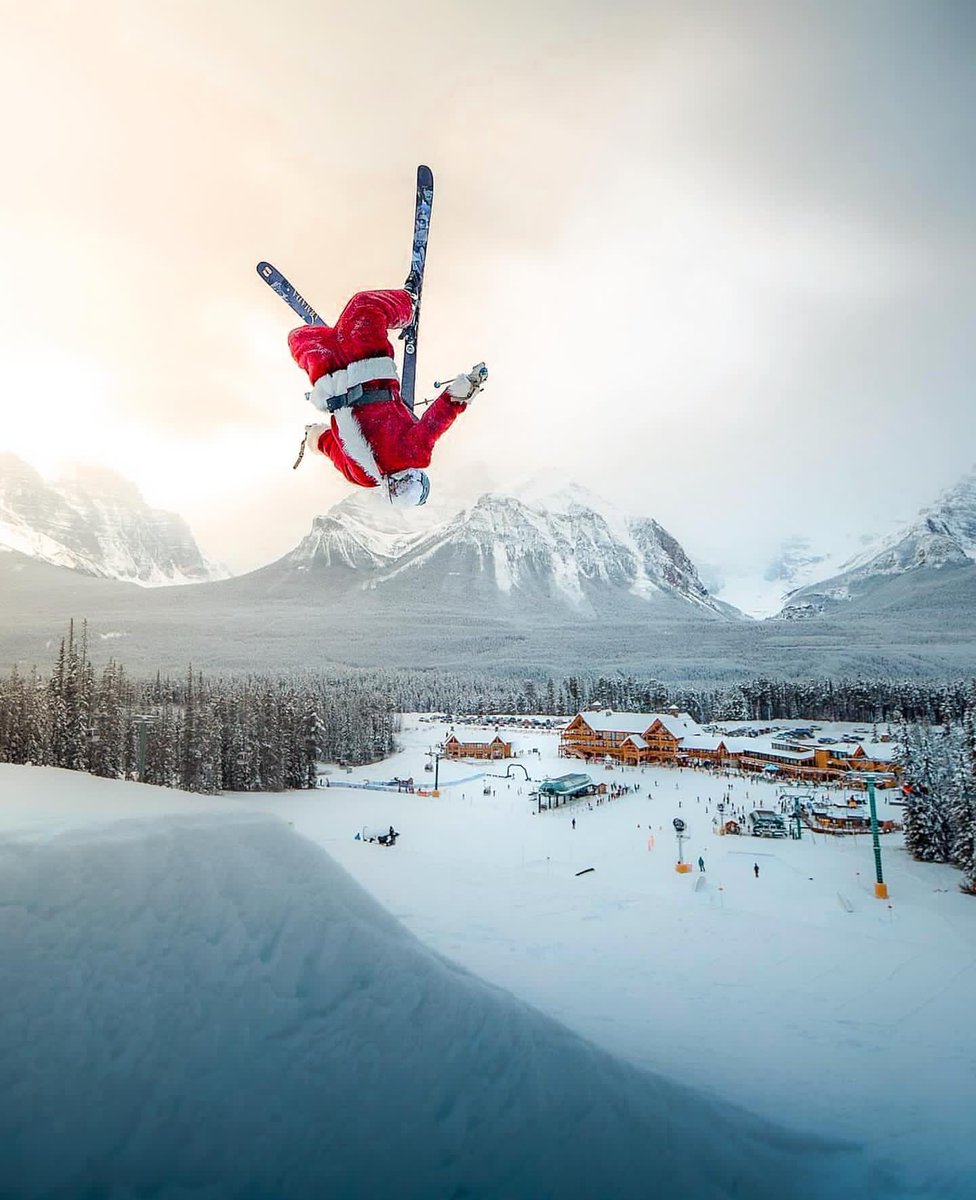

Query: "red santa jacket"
(288, 289), (465, 487)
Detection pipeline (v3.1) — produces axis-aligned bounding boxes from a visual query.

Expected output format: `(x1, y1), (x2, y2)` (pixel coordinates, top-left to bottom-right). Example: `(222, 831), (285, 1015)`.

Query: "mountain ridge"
(0, 453), (227, 587)
(778, 467), (976, 617)
(280, 488), (735, 620)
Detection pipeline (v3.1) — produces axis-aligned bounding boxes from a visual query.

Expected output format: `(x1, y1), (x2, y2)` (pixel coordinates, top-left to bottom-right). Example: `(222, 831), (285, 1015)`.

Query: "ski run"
(2, 713), (973, 1198)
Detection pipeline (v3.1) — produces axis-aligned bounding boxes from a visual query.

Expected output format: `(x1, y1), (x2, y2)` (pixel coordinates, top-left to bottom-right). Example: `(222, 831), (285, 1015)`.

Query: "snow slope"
(0, 453), (226, 586)
(259, 718), (976, 1200)
(777, 467), (976, 616)
(710, 531), (884, 619)
(0, 766), (867, 1200)
(284, 484), (730, 618)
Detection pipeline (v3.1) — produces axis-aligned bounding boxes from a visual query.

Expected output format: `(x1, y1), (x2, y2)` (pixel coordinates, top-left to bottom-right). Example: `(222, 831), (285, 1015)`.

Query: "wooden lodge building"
(442, 732), (513, 761)
(560, 708), (722, 766)
(560, 709), (899, 785)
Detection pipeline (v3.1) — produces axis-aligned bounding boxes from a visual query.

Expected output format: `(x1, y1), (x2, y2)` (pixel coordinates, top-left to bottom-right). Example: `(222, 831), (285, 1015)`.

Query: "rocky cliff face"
(778, 468), (976, 617)
(284, 485), (732, 619)
(0, 454), (226, 586)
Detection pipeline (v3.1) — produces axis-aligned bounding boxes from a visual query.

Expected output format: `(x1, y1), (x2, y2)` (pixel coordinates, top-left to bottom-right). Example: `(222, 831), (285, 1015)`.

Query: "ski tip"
(256, 262), (275, 279)
(417, 165), (433, 186)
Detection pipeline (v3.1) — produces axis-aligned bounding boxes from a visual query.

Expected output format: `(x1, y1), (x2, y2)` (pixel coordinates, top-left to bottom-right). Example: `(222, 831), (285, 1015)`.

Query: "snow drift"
(0, 772), (868, 1199)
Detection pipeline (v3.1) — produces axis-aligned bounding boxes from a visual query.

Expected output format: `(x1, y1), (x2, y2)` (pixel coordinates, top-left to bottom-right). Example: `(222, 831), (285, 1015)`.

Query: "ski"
(255, 261), (325, 326)
(399, 165), (434, 411)
(256, 165), (433, 406)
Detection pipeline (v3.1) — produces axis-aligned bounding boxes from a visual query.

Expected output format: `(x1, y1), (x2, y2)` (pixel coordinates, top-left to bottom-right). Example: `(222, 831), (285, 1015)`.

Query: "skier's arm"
(338, 289), (414, 344)
(390, 392), (465, 468)
(391, 363), (486, 465)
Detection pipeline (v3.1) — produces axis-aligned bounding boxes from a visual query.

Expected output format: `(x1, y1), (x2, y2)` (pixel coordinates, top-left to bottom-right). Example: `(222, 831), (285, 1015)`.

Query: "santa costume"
(289, 288), (486, 506)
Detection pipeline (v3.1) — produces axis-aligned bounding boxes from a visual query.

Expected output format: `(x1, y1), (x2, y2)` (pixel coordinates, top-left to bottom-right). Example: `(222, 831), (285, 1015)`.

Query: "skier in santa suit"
(290, 287), (486, 507)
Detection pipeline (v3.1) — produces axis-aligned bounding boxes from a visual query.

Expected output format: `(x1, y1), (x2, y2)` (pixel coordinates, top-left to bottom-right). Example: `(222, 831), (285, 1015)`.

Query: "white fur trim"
(333, 409), (381, 483)
(304, 423), (330, 456)
(308, 357), (399, 410)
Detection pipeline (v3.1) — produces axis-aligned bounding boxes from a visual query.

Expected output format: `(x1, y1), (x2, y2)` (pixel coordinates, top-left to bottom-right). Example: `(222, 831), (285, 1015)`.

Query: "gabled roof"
(577, 710), (702, 740)
(578, 711), (660, 735)
(856, 742), (899, 763)
(650, 713), (703, 739)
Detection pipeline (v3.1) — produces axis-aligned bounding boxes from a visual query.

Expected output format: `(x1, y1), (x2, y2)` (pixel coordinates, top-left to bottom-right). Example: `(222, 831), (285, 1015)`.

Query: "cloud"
(1, 0), (974, 573)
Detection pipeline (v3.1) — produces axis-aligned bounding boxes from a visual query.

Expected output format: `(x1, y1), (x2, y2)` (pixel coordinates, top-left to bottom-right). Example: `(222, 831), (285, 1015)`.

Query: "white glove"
(293, 423), (330, 469)
(447, 362), (488, 403)
(303, 423), (330, 455)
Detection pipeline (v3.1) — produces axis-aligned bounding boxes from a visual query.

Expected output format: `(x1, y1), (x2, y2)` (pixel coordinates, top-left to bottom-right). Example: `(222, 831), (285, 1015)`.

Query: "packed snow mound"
(0, 771), (868, 1199)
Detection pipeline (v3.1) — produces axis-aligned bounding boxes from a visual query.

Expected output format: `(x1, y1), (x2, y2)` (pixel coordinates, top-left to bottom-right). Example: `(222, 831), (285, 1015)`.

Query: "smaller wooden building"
(443, 732), (513, 760)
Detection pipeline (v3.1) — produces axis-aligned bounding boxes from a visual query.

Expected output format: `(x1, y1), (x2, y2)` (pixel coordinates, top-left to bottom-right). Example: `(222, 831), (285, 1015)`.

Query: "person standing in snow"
(289, 288), (487, 506)
(698, 856), (705, 872)
(753, 862), (760, 878)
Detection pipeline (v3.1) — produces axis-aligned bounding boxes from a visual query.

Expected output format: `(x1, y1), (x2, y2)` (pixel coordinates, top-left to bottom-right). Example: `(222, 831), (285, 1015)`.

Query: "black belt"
(325, 384), (394, 413)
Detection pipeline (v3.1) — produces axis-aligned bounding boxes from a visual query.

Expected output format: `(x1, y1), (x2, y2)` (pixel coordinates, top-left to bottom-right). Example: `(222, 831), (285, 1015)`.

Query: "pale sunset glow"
(1, 1), (973, 574)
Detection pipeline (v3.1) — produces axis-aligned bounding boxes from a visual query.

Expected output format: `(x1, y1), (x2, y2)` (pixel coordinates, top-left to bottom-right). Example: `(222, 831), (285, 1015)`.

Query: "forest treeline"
(377, 669), (974, 727)
(0, 622), (397, 793)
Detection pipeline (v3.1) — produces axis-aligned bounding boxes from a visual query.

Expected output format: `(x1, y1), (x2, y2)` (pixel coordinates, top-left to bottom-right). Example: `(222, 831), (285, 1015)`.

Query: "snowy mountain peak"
(843, 466), (976, 573)
(286, 490), (449, 571)
(284, 485), (730, 618)
(0, 453), (227, 587)
(777, 465), (976, 617)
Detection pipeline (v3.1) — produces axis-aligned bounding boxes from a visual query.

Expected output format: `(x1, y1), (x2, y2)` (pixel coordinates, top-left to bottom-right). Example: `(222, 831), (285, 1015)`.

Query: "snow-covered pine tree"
(902, 720), (962, 863)
(302, 703), (326, 789)
(950, 691), (976, 894)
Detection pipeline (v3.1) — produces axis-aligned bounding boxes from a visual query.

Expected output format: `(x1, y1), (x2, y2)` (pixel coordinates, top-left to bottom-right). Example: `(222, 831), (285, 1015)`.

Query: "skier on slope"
(289, 287), (487, 506)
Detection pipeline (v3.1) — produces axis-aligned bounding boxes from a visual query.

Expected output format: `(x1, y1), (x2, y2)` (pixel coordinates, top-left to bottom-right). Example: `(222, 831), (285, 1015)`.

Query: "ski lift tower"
(132, 713), (158, 783)
(863, 772), (890, 899)
(673, 817), (692, 873)
(426, 747), (443, 798)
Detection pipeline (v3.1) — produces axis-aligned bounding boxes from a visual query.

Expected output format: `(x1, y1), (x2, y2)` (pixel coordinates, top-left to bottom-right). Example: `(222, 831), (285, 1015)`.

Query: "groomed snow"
(256, 718), (976, 1198)
(2, 713), (973, 1197)
(2, 766), (874, 1199)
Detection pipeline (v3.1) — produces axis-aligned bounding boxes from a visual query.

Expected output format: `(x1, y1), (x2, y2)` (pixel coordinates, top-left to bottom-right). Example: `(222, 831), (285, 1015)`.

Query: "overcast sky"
(1, 0), (974, 577)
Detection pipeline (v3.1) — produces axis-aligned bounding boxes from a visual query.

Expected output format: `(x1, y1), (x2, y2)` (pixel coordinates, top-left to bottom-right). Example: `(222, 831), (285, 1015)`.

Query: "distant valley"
(1, 461), (975, 682)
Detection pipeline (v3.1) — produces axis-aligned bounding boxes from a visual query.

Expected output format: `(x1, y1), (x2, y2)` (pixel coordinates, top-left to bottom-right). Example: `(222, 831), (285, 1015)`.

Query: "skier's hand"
(447, 363), (488, 403)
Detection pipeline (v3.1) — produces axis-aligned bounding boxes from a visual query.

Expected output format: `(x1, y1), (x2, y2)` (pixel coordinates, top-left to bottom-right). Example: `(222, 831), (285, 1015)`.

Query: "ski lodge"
(560, 709), (900, 784)
(442, 732), (513, 760)
(560, 708), (725, 766)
